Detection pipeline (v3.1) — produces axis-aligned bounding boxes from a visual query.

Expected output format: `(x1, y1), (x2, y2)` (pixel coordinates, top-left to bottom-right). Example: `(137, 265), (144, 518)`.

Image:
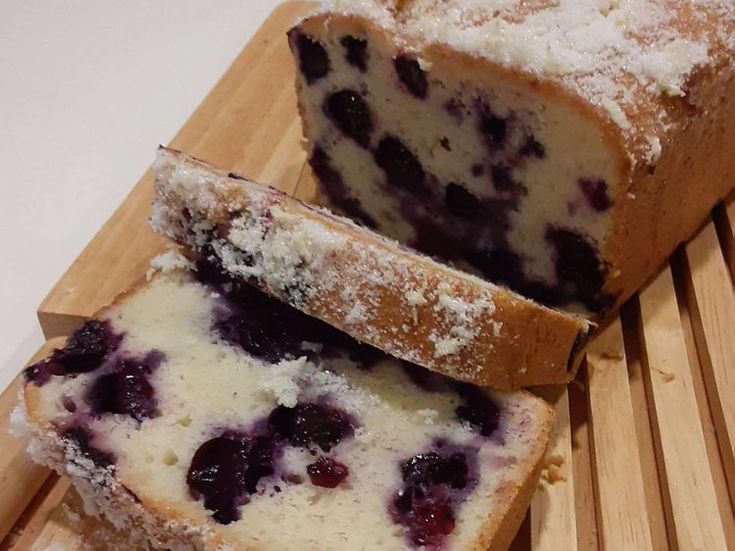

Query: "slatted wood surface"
(2, 2), (734, 549)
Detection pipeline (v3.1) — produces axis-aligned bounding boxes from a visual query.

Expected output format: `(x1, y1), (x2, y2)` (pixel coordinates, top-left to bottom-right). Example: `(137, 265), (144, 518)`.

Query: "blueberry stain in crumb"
(292, 32), (330, 84)
(394, 55), (428, 99)
(310, 147), (376, 228)
(341, 36), (368, 71)
(324, 90), (374, 148)
(374, 135), (426, 192)
(62, 426), (115, 468)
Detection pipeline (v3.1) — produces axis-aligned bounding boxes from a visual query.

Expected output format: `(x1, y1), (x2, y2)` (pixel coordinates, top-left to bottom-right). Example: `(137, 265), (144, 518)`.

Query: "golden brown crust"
(601, 64), (735, 315)
(154, 147), (591, 390)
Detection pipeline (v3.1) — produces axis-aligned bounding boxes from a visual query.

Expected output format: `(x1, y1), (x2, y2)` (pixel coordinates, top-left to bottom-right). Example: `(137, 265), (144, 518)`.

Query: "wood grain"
(683, 222), (735, 504)
(586, 318), (653, 551)
(37, 1), (315, 339)
(637, 266), (728, 550)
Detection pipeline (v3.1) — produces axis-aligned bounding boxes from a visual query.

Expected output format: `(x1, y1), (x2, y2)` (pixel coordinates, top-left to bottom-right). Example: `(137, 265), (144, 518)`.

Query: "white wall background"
(0, 1), (283, 390)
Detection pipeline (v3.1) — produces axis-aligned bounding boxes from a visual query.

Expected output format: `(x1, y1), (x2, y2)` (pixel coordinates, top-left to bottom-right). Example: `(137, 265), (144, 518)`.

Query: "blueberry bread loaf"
(151, 147), (590, 390)
(15, 264), (554, 550)
(288, 0), (735, 317)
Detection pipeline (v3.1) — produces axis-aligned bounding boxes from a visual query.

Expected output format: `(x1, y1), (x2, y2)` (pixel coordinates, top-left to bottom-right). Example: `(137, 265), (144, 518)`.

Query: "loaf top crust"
(315, 0), (735, 164)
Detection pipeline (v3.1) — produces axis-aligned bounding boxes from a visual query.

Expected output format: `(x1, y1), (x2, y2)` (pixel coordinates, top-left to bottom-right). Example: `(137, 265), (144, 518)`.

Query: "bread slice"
(287, 1), (735, 318)
(151, 147), (590, 390)
(15, 264), (554, 550)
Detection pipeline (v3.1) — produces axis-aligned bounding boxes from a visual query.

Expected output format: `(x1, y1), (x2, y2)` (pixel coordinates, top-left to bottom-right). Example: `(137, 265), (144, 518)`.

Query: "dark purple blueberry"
(394, 55), (428, 99)
(187, 433), (276, 525)
(292, 32), (329, 84)
(547, 227), (609, 312)
(187, 435), (252, 524)
(478, 103), (507, 148)
(374, 136), (426, 192)
(341, 35), (368, 71)
(62, 426), (115, 468)
(268, 403), (352, 452)
(25, 320), (121, 386)
(307, 456), (349, 488)
(391, 448), (475, 548)
(195, 256), (234, 287)
(519, 136), (546, 159)
(401, 361), (451, 392)
(310, 147), (376, 228)
(242, 435), (277, 493)
(445, 183), (482, 219)
(455, 384), (500, 437)
(55, 320), (119, 374)
(401, 453), (468, 490)
(324, 90), (374, 148)
(86, 353), (163, 421)
(579, 178), (612, 212)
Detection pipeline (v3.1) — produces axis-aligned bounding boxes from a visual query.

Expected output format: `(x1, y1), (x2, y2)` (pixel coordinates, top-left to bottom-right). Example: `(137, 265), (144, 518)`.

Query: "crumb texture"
(19, 268), (552, 550)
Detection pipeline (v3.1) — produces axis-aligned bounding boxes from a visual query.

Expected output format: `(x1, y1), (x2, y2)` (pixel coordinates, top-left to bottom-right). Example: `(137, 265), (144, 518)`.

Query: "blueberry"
(25, 320), (121, 386)
(445, 183), (482, 219)
(391, 448), (473, 548)
(374, 136), (426, 192)
(310, 147), (377, 228)
(394, 55), (428, 99)
(292, 32), (329, 84)
(324, 90), (374, 148)
(403, 495), (455, 546)
(307, 456), (349, 488)
(471, 163), (484, 177)
(86, 354), (163, 421)
(55, 320), (119, 374)
(341, 36), (368, 72)
(455, 384), (501, 437)
(268, 403), (352, 452)
(187, 435), (252, 524)
(579, 178), (612, 212)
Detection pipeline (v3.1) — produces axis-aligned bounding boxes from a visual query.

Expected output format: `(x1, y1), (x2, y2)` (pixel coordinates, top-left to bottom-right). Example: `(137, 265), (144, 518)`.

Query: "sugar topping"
(317, 0), (735, 140)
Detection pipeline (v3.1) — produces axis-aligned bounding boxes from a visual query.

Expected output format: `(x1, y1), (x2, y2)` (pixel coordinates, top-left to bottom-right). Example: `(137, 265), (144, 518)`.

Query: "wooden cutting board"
(2, 2), (735, 549)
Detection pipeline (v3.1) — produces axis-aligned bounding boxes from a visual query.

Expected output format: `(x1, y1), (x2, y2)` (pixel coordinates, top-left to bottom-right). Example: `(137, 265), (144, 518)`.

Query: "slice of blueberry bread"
(151, 147), (590, 390)
(15, 263), (554, 550)
(288, 0), (735, 317)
